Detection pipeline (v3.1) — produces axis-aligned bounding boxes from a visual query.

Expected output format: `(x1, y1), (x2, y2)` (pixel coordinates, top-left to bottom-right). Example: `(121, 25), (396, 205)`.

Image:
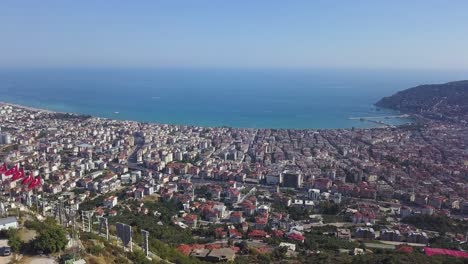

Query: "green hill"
(376, 80), (468, 123)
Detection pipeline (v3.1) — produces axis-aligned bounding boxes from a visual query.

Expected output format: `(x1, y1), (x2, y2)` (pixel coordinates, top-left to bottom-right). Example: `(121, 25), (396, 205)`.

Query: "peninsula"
(376, 80), (468, 123)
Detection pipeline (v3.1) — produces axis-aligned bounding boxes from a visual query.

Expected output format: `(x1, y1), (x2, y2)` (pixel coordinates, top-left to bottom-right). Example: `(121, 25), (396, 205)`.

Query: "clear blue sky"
(1, 0), (468, 69)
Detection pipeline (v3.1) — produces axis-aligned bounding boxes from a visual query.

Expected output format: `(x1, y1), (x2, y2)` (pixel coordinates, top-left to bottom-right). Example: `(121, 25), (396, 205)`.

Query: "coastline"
(0, 68), (442, 130)
(0, 100), (415, 131)
(0, 101), (60, 114)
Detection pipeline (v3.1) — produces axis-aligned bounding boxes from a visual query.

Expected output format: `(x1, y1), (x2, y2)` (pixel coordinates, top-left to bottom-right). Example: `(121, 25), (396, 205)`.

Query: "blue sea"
(0, 68), (466, 129)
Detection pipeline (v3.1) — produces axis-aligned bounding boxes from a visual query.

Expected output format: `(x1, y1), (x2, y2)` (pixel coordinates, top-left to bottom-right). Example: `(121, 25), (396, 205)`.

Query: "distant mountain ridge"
(376, 80), (468, 123)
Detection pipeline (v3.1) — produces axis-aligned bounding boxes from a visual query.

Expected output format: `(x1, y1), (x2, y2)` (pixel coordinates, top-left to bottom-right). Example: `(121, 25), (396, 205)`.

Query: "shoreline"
(0, 101), (62, 114)
(0, 100), (414, 131)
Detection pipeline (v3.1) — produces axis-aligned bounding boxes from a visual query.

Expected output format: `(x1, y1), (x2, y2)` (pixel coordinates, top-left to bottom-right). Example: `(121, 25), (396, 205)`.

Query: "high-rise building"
(308, 189), (321, 201)
(0, 133), (12, 145)
(282, 170), (302, 189)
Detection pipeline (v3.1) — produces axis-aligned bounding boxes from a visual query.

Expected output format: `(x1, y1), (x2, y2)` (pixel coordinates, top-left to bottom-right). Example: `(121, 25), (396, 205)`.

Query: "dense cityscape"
(0, 97), (467, 263)
(2, 1), (468, 263)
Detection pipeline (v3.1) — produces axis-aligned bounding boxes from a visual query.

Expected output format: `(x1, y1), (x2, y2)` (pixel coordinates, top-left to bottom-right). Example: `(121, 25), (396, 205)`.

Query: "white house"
(0, 217), (18, 230)
(103, 196), (118, 208)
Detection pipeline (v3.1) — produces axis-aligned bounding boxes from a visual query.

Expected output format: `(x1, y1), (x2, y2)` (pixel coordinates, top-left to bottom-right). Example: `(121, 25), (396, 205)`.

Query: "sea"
(0, 68), (466, 129)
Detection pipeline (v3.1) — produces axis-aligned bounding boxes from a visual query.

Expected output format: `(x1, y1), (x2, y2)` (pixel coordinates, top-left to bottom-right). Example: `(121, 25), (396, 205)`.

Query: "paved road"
(237, 187), (256, 205)
(364, 242), (395, 249)
(379, 241), (426, 247)
(191, 178), (261, 189)
(24, 257), (57, 264)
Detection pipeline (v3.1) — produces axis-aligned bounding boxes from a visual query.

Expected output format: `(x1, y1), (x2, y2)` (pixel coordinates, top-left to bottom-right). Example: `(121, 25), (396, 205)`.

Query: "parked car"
(0, 246), (11, 256)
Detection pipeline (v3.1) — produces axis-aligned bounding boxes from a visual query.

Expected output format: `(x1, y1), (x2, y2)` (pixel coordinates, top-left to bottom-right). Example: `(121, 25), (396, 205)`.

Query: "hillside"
(376, 80), (468, 123)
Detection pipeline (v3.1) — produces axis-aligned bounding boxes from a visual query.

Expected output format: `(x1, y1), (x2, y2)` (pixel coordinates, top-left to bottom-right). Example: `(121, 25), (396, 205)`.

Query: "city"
(0, 102), (467, 263)
(2, 1), (468, 263)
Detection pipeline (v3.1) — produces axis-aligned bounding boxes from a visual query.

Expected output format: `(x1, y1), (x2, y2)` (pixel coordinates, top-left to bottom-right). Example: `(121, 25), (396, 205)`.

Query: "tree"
(402, 214), (468, 234)
(320, 201), (341, 215)
(234, 256), (251, 264)
(272, 246), (288, 260)
(88, 244), (105, 256)
(257, 253), (272, 264)
(7, 229), (22, 253)
(33, 225), (68, 254)
(129, 249), (152, 264)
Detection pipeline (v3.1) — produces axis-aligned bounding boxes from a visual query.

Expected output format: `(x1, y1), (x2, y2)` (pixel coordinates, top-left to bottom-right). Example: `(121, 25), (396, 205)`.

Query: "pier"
(348, 114), (409, 127)
(348, 114), (409, 120)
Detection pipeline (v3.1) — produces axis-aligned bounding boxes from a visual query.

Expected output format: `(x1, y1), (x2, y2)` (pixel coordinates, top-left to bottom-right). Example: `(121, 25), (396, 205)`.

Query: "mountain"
(376, 80), (468, 123)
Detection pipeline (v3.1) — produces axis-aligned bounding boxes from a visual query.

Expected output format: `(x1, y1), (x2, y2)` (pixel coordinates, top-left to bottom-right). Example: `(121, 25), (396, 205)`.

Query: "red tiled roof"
(254, 246), (270, 254)
(177, 244), (192, 255)
(231, 246), (240, 253)
(396, 245), (413, 253)
(183, 214), (197, 222)
(206, 244), (221, 250)
(231, 211), (242, 217)
(272, 230), (285, 237)
(424, 247), (468, 258)
(288, 233), (305, 241)
(229, 228), (242, 237)
(249, 230), (267, 238)
(249, 196), (257, 202)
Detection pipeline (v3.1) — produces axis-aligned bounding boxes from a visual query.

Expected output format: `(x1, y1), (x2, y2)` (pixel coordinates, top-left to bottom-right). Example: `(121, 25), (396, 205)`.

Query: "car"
(0, 246), (11, 256)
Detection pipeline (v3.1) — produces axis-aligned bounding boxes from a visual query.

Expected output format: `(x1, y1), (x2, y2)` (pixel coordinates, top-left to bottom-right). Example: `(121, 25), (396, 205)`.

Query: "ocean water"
(0, 68), (466, 129)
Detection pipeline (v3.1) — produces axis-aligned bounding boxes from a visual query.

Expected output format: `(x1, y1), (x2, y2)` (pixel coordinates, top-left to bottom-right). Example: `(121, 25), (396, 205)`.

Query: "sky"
(1, 0), (468, 70)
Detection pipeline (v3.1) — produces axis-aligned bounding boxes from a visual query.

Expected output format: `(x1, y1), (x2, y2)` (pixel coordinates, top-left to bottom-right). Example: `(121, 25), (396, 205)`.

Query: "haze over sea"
(0, 68), (466, 129)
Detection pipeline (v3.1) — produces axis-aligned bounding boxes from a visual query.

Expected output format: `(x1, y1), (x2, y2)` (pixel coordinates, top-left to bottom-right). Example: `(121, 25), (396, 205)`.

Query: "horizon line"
(1, 65), (468, 72)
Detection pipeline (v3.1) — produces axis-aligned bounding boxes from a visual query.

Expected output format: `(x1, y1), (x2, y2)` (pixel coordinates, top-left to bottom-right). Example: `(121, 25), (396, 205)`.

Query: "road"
(237, 187), (256, 205)
(190, 178), (261, 189)
(22, 257), (57, 264)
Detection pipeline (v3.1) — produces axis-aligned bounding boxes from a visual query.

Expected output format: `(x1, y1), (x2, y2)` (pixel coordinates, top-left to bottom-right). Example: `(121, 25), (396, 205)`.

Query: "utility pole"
(98, 216), (109, 240)
(81, 210), (93, 232)
(58, 201), (64, 225)
(65, 206), (75, 228)
(35, 197), (40, 215)
(70, 209), (77, 238)
(141, 230), (149, 257)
